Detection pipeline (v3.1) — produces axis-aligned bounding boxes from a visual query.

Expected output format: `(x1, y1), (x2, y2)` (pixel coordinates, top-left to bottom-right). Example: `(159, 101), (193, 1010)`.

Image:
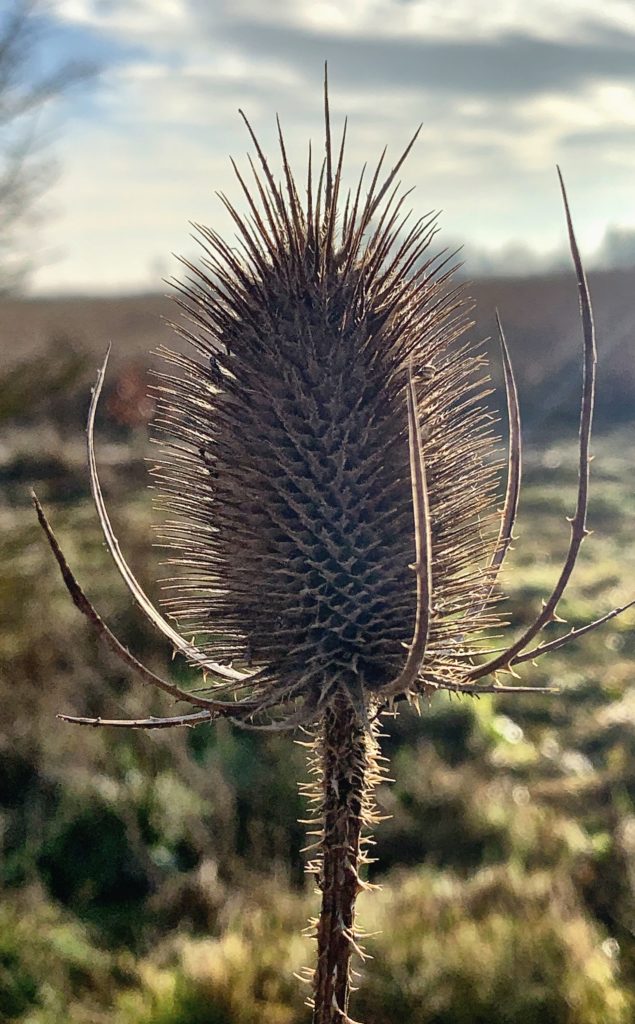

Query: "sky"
(14, 0), (635, 294)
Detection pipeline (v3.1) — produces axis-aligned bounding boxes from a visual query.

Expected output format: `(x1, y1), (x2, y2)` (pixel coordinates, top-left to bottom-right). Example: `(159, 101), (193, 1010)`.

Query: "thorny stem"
(309, 695), (377, 1024)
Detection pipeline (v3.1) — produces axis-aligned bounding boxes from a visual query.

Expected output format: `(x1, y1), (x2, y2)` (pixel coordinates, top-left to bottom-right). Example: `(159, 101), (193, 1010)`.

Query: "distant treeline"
(1, 266), (634, 434)
(472, 268), (635, 430)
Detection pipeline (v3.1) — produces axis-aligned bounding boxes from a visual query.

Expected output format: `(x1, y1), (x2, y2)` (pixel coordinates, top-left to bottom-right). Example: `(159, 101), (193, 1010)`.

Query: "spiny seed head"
(150, 94), (501, 725)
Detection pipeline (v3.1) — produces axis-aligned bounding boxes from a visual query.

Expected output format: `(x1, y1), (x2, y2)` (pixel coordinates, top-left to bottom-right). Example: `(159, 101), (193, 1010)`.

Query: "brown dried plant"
(34, 73), (633, 1024)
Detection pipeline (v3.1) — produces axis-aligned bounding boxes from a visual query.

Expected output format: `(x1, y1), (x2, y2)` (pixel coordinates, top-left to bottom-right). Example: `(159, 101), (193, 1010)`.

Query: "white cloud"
(56, 0), (191, 36)
(55, 0), (635, 46)
(220, 0), (635, 42)
(31, 0), (635, 292)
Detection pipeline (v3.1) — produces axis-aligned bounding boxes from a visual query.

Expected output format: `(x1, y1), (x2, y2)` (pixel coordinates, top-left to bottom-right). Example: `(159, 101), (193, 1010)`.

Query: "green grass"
(1, 413), (634, 1022)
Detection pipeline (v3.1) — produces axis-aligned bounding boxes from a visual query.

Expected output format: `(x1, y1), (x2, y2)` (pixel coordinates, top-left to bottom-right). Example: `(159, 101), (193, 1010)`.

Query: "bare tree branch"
(0, 0), (95, 289)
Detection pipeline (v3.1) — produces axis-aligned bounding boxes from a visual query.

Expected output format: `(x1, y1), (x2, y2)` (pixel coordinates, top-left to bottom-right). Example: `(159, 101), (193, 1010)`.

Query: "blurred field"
(0, 274), (634, 1022)
(2, 264), (635, 423)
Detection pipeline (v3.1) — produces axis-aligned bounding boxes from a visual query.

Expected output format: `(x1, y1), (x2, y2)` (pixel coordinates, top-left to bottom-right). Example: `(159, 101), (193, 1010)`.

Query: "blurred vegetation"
(1, 338), (634, 1023)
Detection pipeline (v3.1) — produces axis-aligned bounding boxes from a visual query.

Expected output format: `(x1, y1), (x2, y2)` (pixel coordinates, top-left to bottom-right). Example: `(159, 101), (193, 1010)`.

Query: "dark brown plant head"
(33, 60), (635, 745)
(34, 74), (633, 736)
(148, 95), (502, 728)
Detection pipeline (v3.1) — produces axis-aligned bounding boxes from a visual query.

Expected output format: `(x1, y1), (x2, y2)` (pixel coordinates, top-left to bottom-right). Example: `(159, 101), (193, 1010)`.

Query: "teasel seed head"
(36, 78), (624, 735)
(150, 98), (502, 728)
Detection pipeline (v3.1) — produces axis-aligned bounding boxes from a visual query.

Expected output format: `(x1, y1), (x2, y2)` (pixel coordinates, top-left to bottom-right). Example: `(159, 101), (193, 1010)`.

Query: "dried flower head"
(34, 71), (633, 1024)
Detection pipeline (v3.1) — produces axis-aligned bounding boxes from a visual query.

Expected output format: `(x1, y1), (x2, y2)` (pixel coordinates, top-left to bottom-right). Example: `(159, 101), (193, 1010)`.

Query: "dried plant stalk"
(34, 70), (633, 1024)
(306, 697), (381, 1022)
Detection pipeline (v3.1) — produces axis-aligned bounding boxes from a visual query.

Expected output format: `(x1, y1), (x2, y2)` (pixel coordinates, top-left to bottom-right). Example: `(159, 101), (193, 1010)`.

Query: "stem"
(311, 694), (375, 1024)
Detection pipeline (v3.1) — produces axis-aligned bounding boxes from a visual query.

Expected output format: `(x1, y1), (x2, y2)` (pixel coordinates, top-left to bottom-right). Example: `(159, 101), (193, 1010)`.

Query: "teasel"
(34, 70), (634, 1024)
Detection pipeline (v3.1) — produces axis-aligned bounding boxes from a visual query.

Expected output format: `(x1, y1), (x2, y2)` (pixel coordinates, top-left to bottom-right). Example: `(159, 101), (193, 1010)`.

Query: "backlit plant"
(34, 72), (633, 1024)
